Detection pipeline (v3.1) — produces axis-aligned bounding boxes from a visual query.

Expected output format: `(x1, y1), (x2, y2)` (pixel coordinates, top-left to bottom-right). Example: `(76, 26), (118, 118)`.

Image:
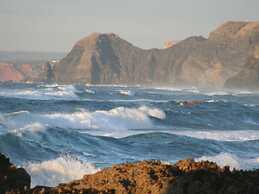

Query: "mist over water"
(1, 83), (259, 187)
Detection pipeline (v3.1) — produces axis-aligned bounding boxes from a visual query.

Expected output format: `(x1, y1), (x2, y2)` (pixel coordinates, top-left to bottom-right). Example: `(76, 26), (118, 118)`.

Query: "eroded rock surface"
(30, 159), (259, 194)
(1, 152), (259, 194)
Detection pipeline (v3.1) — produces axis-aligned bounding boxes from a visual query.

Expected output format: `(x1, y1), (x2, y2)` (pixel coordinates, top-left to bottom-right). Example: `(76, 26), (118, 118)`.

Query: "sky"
(0, 0), (258, 52)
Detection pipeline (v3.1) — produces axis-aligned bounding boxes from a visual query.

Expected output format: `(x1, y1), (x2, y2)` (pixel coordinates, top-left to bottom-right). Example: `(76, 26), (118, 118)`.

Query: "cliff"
(0, 51), (64, 83)
(0, 63), (52, 83)
(0, 63), (24, 82)
(225, 57), (259, 89)
(53, 21), (259, 89)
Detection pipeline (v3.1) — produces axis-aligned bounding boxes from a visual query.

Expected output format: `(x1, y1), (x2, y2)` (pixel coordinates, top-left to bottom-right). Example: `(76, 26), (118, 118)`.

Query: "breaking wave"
(0, 106), (166, 137)
(25, 156), (99, 187)
(0, 85), (79, 100)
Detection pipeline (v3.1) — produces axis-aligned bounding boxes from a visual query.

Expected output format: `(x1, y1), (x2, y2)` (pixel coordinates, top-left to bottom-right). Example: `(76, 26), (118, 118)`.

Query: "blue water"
(0, 83), (259, 186)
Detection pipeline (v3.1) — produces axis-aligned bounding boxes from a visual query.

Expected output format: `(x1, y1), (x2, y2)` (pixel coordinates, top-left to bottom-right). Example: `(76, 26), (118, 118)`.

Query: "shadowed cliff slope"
(54, 21), (259, 89)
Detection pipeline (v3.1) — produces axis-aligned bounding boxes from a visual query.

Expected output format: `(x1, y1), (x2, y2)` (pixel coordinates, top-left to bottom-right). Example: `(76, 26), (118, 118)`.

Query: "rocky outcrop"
(29, 159), (259, 194)
(1, 152), (259, 194)
(54, 21), (259, 89)
(209, 21), (259, 42)
(164, 40), (175, 49)
(0, 153), (30, 194)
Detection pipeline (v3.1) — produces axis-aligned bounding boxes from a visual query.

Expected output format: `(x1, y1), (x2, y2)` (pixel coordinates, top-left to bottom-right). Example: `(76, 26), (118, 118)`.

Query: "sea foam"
(1, 106), (166, 137)
(25, 156), (99, 187)
(0, 85), (79, 100)
(169, 130), (259, 141)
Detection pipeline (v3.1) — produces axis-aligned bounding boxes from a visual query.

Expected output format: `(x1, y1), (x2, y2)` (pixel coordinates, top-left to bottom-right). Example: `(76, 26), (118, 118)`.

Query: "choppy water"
(0, 83), (259, 187)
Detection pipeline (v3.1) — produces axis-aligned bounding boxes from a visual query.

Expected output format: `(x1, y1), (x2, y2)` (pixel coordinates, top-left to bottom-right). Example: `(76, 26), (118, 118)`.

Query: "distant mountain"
(54, 21), (259, 89)
(1, 21), (259, 89)
(0, 51), (65, 83)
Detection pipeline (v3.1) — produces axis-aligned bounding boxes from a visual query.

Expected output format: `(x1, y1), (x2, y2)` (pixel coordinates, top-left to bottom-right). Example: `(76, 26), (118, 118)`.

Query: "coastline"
(1, 153), (259, 194)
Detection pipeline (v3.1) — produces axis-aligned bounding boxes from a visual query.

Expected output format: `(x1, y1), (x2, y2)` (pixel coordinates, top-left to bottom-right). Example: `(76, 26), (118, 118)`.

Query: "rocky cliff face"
(225, 57), (259, 89)
(0, 63), (53, 83)
(54, 21), (259, 89)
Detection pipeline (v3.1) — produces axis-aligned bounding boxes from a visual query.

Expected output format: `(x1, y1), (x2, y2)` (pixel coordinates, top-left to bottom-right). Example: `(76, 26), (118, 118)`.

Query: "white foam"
(169, 130), (259, 141)
(200, 90), (258, 96)
(84, 89), (96, 94)
(148, 86), (199, 93)
(1, 106), (166, 137)
(196, 153), (259, 170)
(119, 90), (135, 96)
(0, 85), (79, 100)
(204, 91), (230, 96)
(25, 156), (99, 187)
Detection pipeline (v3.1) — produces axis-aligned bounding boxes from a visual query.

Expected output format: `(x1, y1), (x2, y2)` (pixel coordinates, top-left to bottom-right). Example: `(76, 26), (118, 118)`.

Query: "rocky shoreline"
(1, 153), (259, 194)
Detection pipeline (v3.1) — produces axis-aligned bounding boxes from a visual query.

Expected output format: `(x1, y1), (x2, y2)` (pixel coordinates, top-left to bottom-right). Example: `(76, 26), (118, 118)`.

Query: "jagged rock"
(30, 160), (259, 194)
(1, 152), (259, 194)
(0, 153), (30, 194)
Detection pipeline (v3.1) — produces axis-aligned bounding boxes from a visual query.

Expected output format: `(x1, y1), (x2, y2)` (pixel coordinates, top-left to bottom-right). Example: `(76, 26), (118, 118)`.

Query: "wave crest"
(1, 106), (166, 137)
(25, 156), (99, 187)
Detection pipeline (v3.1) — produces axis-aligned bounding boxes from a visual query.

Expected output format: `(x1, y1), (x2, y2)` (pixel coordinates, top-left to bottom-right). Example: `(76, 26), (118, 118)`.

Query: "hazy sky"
(0, 0), (258, 52)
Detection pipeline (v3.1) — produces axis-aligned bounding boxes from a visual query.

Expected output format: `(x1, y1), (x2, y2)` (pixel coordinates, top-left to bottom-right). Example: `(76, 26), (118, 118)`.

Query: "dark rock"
(0, 153), (30, 194)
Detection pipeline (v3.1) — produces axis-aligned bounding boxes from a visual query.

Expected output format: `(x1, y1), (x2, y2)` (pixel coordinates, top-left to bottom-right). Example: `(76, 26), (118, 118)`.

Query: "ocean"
(0, 83), (259, 187)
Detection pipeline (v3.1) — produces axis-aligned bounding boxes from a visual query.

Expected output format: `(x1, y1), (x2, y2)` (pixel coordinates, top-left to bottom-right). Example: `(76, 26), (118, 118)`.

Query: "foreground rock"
(1, 153), (259, 194)
(30, 159), (259, 194)
(0, 153), (30, 194)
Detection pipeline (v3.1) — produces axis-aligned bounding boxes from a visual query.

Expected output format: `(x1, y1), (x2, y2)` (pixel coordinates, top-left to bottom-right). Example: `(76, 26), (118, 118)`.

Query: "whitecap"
(25, 156), (99, 187)
(0, 106), (166, 137)
(169, 130), (259, 141)
(84, 89), (96, 94)
(0, 85), (79, 100)
(119, 90), (135, 96)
